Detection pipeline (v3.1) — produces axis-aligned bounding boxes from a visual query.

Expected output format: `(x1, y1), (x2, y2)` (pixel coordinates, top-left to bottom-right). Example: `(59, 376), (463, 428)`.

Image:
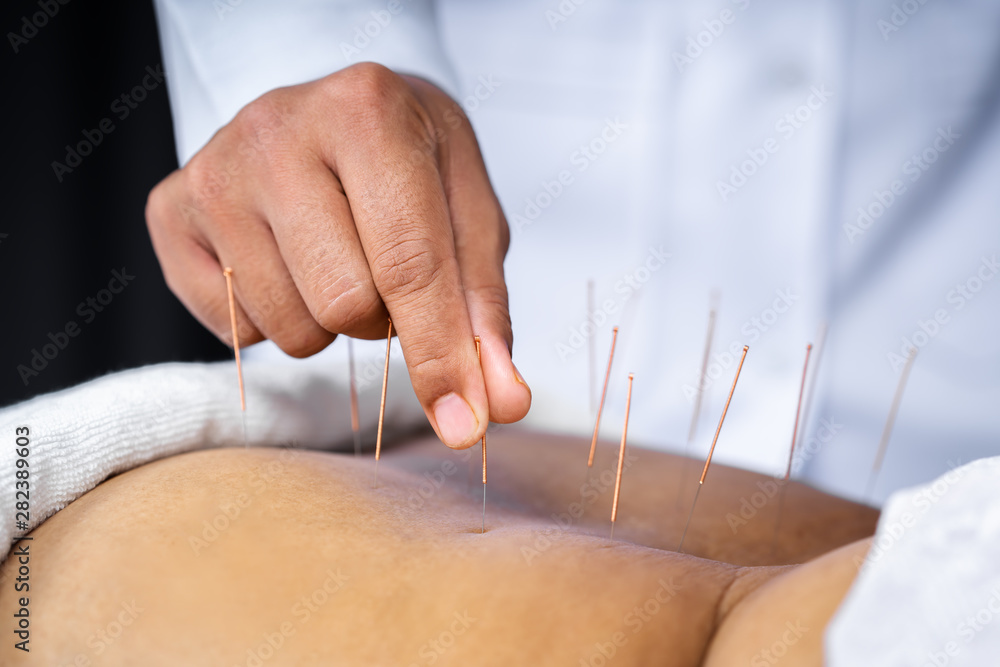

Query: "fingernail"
(513, 364), (528, 388)
(433, 393), (479, 447)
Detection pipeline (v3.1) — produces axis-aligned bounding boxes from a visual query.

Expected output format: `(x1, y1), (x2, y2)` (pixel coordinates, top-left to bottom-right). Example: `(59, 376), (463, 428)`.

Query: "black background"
(1, 0), (227, 408)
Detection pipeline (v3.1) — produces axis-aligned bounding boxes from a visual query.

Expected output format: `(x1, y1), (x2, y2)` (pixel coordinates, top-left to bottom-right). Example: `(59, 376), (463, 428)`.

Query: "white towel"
(827, 456), (1000, 665)
(0, 360), (425, 562)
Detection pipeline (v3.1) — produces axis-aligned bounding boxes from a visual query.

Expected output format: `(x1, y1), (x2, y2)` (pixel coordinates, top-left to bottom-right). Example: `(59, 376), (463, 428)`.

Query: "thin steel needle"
(677, 306), (717, 508)
(678, 345), (749, 553)
(865, 348), (917, 499)
(771, 343), (813, 556)
(223, 267), (247, 448)
(588, 280), (597, 418)
(475, 335), (487, 534)
(798, 322), (827, 446)
(373, 319), (393, 489)
(588, 326), (620, 468)
(348, 338), (362, 457)
(610, 373), (635, 542)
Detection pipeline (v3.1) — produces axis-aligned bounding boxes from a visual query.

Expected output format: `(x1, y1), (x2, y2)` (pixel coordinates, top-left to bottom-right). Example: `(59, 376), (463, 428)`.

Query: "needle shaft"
(475, 335), (487, 534)
(373, 319), (393, 488)
(865, 348), (917, 499)
(588, 280), (597, 418)
(588, 327), (620, 468)
(223, 267), (247, 448)
(678, 345), (749, 553)
(677, 307), (717, 508)
(771, 343), (813, 556)
(348, 337), (361, 457)
(610, 373), (635, 541)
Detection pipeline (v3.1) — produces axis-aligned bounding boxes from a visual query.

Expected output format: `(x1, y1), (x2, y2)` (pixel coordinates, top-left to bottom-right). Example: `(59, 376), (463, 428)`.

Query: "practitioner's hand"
(145, 63), (530, 449)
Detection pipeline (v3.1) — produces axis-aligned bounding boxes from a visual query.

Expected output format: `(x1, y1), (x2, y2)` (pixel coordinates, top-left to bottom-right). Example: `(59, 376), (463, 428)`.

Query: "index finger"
(326, 66), (487, 450)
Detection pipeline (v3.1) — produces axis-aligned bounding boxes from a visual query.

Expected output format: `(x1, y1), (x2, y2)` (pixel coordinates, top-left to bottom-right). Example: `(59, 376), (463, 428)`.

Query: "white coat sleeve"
(153, 0), (459, 164)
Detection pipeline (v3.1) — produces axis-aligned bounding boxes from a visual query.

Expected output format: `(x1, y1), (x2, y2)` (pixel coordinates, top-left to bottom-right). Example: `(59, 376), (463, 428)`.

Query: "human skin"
(145, 63), (530, 449)
(0, 430), (876, 665)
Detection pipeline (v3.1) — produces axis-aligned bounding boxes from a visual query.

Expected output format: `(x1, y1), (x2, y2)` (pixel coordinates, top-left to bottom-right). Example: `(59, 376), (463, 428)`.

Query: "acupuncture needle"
(676, 303), (717, 509)
(771, 343), (813, 557)
(347, 338), (362, 457)
(587, 326), (620, 470)
(798, 322), (827, 446)
(222, 267), (247, 448)
(610, 373), (635, 542)
(475, 335), (487, 534)
(678, 345), (749, 553)
(865, 347), (917, 499)
(588, 280), (597, 419)
(373, 319), (392, 489)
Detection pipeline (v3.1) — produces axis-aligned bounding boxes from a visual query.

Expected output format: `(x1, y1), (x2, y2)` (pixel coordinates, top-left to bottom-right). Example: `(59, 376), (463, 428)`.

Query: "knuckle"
(469, 283), (510, 316)
(329, 63), (434, 149)
(370, 235), (447, 301)
(469, 283), (513, 343)
(402, 340), (453, 387)
(144, 181), (168, 230)
(146, 171), (191, 233)
(496, 210), (511, 257)
(335, 62), (405, 111)
(233, 91), (288, 143)
(180, 152), (221, 205)
(313, 279), (380, 334)
(269, 321), (332, 359)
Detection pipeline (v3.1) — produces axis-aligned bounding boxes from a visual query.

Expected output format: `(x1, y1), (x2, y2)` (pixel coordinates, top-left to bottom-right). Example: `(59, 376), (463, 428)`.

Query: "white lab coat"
(162, 1), (1000, 660)
(155, 0), (1000, 503)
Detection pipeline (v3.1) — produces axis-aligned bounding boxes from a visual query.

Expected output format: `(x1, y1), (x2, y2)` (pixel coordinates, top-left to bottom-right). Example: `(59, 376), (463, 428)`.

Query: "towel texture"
(0, 360), (425, 561)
